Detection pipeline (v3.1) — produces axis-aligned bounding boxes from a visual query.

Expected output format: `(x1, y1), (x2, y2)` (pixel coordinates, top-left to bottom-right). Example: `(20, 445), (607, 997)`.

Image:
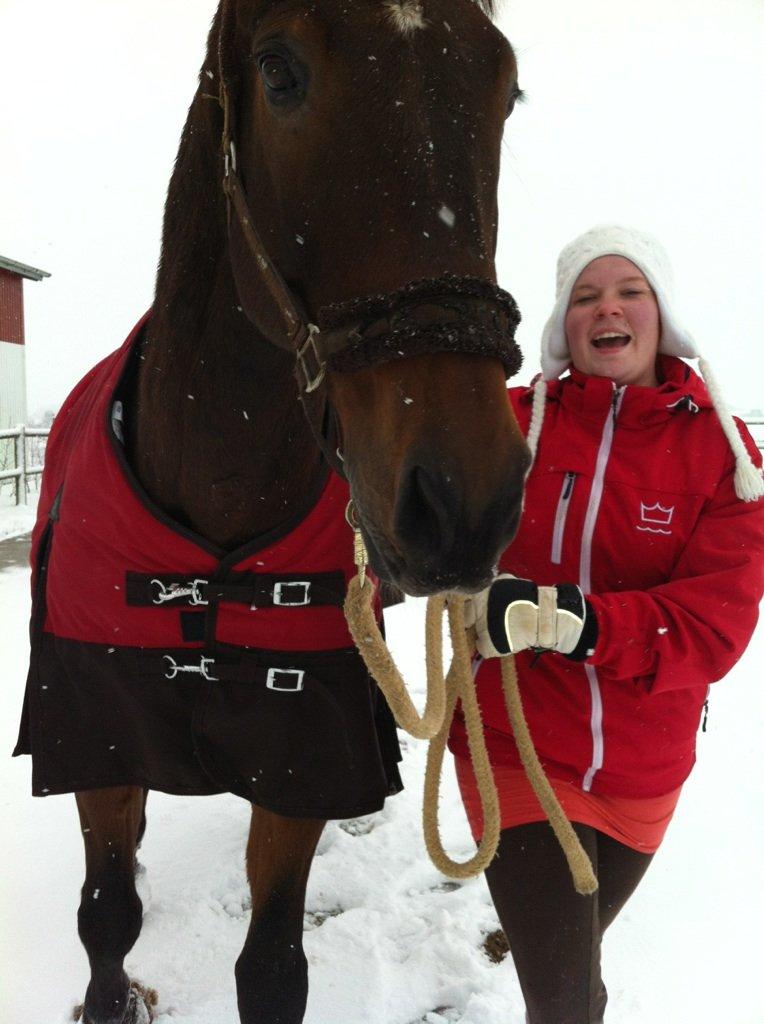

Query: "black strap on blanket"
(125, 570), (345, 610)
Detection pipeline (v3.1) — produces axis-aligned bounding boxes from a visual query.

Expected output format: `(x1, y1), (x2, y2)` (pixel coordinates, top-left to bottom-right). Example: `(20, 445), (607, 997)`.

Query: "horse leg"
(133, 789), (151, 912)
(236, 807), (325, 1024)
(75, 786), (151, 1024)
(136, 788), (149, 848)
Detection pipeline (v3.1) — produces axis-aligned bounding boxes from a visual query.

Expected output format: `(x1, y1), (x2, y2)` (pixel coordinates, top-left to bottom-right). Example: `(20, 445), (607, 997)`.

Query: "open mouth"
(591, 331), (631, 350)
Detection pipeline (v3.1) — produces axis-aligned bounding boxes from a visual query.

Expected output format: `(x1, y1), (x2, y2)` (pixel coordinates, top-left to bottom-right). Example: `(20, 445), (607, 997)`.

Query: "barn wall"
(0, 341), (27, 429)
(0, 270), (25, 345)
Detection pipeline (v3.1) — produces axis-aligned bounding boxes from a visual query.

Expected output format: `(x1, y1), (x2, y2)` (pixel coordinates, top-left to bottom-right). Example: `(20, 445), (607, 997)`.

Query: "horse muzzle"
(358, 450), (528, 597)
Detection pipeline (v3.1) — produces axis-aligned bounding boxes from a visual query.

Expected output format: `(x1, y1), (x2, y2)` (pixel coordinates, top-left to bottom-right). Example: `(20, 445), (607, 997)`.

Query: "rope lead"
(344, 559), (598, 894)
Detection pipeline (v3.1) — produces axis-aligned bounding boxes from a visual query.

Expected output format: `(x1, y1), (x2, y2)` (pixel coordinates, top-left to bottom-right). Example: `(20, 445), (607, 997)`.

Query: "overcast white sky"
(2, 0), (762, 415)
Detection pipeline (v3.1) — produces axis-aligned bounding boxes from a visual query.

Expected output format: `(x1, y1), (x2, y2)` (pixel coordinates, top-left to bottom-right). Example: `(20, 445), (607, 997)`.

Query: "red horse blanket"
(14, 316), (402, 819)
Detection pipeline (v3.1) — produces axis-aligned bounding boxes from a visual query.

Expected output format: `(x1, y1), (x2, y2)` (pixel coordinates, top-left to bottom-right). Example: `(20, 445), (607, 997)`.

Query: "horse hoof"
(124, 982), (158, 1024)
(72, 981), (158, 1024)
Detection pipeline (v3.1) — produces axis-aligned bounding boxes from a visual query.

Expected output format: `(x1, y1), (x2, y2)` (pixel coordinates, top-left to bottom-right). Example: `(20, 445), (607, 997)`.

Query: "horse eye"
(259, 54), (297, 93)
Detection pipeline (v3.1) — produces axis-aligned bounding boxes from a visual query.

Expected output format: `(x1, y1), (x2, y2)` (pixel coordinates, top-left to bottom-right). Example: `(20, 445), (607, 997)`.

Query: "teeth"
(593, 332), (627, 340)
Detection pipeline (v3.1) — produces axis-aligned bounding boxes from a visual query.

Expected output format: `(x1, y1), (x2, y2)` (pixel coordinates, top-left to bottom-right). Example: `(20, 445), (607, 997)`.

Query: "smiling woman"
(449, 223), (764, 1024)
(564, 257), (661, 387)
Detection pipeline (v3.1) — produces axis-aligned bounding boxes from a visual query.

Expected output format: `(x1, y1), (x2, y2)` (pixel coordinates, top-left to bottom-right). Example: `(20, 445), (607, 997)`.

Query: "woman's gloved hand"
(464, 574), (598, 660)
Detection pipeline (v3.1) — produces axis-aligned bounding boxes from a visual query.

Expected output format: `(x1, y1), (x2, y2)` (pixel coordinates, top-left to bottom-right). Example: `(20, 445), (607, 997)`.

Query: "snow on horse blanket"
(14, 315), (402, 819)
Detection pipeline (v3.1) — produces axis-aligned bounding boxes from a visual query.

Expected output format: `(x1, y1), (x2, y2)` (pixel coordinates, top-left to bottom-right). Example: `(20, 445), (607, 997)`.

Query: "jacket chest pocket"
(551, 472), (577, 565)
(596, 485), (703, 589)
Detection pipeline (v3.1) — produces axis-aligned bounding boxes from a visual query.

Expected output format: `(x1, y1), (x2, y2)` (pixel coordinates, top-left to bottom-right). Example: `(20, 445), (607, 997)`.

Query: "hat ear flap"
(699, 358), (764, 502)
(540, 295), (573, 380)
(525, 377), (547, 470)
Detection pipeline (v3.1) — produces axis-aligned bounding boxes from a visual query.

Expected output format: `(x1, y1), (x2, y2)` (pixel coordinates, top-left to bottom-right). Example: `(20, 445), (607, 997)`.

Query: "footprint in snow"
(215, 891), (251, 918)
(428, 881), (462, 894)
(303, 907), (344, 930)
(482, 927), (510, 963)
(409, 1007), (461, 1023)
(338, 815), (378, 836)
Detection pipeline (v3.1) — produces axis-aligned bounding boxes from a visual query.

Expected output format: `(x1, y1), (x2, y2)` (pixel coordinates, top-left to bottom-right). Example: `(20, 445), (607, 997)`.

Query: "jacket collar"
(522, 356), (712, 427)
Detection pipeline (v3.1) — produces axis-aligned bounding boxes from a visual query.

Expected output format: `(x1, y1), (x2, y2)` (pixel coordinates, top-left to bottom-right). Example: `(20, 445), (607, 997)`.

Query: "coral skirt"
(454, 756), (682, 854)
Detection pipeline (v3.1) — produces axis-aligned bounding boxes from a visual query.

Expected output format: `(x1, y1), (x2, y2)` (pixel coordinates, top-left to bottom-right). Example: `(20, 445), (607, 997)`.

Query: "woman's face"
(564, 255), (661, 387)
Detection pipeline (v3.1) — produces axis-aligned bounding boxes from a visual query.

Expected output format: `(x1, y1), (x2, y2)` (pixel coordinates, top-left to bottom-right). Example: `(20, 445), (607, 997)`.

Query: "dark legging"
(484, 822), (654, 1024)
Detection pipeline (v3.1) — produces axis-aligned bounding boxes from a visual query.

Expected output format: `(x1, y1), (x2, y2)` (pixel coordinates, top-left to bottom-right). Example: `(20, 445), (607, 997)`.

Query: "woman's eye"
(622, 290), (643, 297)
(574, 295), (594, 305)
(259, 54), (297, 92)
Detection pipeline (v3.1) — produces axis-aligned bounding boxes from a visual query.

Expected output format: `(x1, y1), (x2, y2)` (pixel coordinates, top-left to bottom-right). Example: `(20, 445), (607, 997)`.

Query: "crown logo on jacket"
(640, 501), (674, 526)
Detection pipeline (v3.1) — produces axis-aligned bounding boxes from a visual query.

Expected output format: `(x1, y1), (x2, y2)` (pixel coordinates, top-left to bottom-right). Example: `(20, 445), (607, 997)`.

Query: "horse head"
(215, 0), (529, 595)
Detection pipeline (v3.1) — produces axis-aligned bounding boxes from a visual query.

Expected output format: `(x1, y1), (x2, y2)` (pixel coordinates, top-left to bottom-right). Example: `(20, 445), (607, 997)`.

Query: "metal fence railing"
(0, 425), (50, 506)
(0, 418), (762, 509)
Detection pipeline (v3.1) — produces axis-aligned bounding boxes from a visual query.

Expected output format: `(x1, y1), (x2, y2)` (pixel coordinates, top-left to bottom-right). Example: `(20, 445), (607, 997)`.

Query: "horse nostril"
(395, 463), (458, 559)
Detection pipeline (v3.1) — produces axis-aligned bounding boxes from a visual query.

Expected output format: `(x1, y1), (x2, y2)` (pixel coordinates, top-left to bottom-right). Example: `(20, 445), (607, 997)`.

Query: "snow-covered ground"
(2, 546), (762, 1024)
(0, 500), (38, 541)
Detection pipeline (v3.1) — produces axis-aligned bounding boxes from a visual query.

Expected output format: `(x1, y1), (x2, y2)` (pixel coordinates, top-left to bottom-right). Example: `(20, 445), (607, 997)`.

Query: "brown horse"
(63, 1), (528, 1021)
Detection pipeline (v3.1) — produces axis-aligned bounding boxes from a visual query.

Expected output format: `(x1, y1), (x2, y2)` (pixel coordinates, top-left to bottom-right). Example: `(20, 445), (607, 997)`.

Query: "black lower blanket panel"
(19, 635), (402, 818)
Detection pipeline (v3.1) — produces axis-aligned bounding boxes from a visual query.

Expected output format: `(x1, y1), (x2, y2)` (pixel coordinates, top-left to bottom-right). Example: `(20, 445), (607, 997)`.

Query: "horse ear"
(214, 0), (271, 78)
(205, 2), (227, 79)
(216, 0), (241, 92)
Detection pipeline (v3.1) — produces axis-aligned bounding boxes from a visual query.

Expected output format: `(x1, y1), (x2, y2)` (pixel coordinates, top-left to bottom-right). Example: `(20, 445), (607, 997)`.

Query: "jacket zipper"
(580, 384), (624, 791)
(551, 472), (576, 565)
(701, 684), (711, 732)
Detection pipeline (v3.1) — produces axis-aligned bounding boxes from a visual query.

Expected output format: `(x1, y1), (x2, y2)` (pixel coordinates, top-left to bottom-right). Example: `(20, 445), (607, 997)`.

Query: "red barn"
(0, 255), (50, 429)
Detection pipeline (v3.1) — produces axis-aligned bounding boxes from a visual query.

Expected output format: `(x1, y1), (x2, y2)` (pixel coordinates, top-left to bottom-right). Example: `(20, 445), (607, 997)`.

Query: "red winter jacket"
(449, 356), (764, 798)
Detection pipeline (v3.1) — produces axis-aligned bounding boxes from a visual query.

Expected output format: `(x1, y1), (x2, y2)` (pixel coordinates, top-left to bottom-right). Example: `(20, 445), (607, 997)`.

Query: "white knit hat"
(541, 224), (697, 380)
(526, 224), (764, 502)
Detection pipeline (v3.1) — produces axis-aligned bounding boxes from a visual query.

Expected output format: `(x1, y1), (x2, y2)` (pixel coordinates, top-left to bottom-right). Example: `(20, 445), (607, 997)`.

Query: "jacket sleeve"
(586, 427), (764, 693)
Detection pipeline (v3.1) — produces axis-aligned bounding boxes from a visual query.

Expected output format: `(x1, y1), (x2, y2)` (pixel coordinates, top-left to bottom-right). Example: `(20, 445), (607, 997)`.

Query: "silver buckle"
(273, 581), (312, 607)
(163, 655), (218, 681)
(266, 667), (305, 693)
(296, 324), (325, 393)
(152, 578), (209, 606)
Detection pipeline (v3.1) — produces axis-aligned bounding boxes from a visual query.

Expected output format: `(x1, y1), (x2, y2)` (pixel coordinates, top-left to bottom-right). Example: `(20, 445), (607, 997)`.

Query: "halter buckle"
(297, 324), (325, 393)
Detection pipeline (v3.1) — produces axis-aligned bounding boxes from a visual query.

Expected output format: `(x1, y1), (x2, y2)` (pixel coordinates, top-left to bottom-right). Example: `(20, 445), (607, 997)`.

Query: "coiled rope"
(344, 562), (597, 895)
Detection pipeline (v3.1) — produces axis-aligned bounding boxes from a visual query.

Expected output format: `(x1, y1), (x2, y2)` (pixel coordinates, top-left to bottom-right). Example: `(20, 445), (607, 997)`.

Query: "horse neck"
(129, 94), (323, 552)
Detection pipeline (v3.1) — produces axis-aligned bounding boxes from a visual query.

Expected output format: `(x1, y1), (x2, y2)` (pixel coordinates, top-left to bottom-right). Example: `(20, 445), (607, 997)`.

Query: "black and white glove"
(465, 574), (598, 660)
